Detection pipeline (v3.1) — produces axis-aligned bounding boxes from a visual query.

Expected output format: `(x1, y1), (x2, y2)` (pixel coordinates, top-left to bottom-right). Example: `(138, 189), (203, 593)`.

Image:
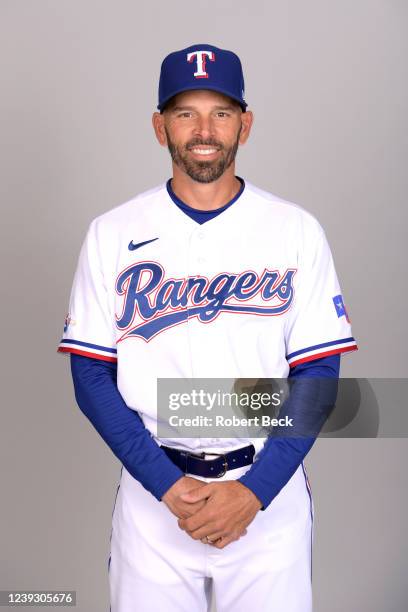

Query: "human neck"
(170, 167), (242, 211)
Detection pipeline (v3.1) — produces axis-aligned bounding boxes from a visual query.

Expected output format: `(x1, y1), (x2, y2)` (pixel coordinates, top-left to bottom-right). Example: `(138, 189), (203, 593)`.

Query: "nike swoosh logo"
(128, 237), (159, 251)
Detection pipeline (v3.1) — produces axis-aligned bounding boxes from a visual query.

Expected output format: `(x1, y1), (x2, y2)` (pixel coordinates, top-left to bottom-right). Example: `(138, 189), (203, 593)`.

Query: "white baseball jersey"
(58, 180), (357, 454)
(59, 180), (358, 612)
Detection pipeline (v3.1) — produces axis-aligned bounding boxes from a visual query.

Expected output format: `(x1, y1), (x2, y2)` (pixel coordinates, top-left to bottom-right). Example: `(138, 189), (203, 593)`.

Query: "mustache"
(186, 139), (223, 151)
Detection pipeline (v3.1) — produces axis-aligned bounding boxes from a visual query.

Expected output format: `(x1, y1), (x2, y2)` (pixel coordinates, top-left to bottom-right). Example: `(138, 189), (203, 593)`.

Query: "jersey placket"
(186, 224), (222, 448)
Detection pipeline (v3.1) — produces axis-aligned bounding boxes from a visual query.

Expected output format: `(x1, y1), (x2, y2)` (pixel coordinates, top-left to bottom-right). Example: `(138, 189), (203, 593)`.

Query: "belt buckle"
(201, 451), (228, 478)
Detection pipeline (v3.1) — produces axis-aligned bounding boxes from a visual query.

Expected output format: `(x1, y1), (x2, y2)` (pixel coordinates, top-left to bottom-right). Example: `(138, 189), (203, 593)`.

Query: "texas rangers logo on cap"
(157, 43), (247, 111)
(187, 50), (215, 79)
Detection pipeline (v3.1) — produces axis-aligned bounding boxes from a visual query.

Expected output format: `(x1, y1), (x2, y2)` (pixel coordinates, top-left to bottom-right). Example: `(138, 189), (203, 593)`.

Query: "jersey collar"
(166, 176), (245, 224)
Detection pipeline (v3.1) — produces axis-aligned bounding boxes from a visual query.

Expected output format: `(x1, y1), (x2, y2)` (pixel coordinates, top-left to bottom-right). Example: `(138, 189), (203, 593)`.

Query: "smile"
(190, 147), (219, 156)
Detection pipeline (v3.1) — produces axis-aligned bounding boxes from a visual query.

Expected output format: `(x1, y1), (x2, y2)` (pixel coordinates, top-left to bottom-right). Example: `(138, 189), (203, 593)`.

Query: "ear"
(238, 110), (254, 145)
(152, 112), (168, 146)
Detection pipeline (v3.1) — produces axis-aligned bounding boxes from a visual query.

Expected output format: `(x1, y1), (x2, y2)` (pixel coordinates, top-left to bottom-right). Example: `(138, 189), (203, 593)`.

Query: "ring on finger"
(200, 536), (216, 544)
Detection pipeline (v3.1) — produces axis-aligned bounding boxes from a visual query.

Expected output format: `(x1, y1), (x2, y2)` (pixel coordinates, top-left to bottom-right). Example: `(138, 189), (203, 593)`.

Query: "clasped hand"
(162, 476), (262, 549)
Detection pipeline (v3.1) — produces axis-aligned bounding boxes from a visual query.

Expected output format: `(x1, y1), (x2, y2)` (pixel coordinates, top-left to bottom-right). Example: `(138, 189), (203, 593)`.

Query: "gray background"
(1, 1), (407, 610)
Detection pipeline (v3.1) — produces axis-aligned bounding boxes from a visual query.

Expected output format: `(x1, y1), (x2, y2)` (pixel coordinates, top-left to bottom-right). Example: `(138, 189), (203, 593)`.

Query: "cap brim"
(158, 84), (247, 111)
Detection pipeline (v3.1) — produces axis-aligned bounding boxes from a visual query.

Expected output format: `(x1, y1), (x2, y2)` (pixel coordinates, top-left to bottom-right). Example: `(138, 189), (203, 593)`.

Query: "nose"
(193, 114), (215, 140)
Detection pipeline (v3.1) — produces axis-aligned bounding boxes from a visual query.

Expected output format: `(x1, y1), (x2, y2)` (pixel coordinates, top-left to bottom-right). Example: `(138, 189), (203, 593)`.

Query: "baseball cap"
(157, 43), (247, 112)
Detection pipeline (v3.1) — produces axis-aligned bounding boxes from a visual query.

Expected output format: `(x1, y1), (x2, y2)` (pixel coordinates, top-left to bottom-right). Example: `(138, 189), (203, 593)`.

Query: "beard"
(165, 126), (242, 184)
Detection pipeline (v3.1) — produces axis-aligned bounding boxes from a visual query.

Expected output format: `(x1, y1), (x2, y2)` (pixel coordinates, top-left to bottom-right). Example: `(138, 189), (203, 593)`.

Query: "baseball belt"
(160, 444), (256, 478)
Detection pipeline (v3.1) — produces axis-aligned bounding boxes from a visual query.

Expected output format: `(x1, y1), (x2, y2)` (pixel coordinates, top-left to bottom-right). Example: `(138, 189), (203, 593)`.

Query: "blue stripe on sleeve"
(286, 338), (354, 360)
(61, 339), (117, 353)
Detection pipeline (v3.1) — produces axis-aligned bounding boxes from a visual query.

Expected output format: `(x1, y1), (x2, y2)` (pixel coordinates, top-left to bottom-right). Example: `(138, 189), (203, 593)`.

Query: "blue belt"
(160, 444), (255, 478)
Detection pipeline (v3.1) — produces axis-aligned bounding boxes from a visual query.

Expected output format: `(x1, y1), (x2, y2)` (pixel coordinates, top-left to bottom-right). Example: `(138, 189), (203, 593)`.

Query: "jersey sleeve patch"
(287, 337), (358, 368)
(57, 339), (118, 363)
(332, 294), (350, 322)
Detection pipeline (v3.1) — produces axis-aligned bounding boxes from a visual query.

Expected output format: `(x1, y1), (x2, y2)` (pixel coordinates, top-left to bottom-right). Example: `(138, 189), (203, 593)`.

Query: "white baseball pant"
(108, 457), (313, 612)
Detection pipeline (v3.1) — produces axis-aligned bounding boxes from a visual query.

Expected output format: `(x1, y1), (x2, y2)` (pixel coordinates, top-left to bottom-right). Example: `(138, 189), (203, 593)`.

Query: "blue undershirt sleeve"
(237, 354), (340, 510)
(70, 353), (339, 509)
(70, 353), (184, 501)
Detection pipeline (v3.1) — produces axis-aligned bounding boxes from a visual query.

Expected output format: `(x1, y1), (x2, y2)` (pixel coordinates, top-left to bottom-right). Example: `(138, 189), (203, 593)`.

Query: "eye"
(216, 111), (230, 118)
(177, 112), (193, 118)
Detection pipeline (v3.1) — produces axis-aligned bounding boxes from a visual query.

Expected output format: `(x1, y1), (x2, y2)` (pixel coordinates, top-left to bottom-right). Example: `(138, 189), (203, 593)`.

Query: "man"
(58, 44), (358, 611)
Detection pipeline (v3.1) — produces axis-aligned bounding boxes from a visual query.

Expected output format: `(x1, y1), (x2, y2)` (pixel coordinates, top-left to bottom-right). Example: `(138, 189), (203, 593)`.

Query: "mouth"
(188, 146), (221, 159)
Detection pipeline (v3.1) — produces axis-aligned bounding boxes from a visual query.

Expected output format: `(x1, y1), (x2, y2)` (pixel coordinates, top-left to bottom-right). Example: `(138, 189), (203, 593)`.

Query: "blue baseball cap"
(158, 44), (248, 112)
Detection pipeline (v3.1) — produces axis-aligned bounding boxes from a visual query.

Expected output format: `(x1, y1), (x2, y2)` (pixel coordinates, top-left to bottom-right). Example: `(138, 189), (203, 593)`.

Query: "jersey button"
(197, 231), (205, 240)
(197, 257), (206, 264)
